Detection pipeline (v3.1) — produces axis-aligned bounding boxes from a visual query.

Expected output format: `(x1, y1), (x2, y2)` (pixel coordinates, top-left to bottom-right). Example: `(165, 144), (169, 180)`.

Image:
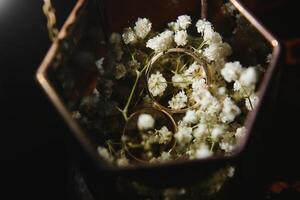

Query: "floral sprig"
(74, 14), (268, 167)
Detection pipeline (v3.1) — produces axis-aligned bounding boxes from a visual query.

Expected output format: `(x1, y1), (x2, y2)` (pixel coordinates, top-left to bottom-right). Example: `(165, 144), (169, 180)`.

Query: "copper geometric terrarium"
(36, 0), (280, 190)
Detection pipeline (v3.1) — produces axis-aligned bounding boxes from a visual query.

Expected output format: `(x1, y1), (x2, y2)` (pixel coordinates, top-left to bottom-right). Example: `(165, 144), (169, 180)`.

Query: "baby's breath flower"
(148, 71), (167, 97)
(235, 126), (246, 139)
(157, 126), (172, 144)
(168, 21), (180, 32)
(116, 157), (129, 166)
(122, 27), (137, 44)
(172, 73), (189, 89)
(72, 111), (81, 120)
(217, 86), (227, 96)
(97, 146), (113, 163)
(222, 2), (236, 15)
(185, 62), (201, 76)
(233, 80), (255, 95)
(203, 42), (232, 62)
(137, 113), (155, 131)
(220, 97), (241, 123)
(146, 30), (174, 52)
(221, 61), (243, 82)
(191, 78), (207, 92)
(174, 30), (188, 46)
(176, 15), (192, 30)
(227, 166), (235, 178)
(203, 28), (222, 44)
(168, 90), (188, 110)
(196, 19), (213, 34)
(115, 63), (126, 79)
(245, 93), (259, 110)
(134, 18), (152, 39)
(239, 67), (257, 87)
(266, 53), (272, 63)
(183, 110), (198, 124)
(174, 124), (193, 145)
(193, 123), (208, 139)
(219, 141), (234, 153)
(194, 144), (213, 159)
(95, 57), (105, 75)
(151, 151), (172, 163)
(211, 125), (224, 140)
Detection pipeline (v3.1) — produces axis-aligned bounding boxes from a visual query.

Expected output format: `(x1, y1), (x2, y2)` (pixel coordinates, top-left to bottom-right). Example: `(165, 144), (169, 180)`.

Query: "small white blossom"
(233, 80), (255, 95)
(194, 144), (213, 159)
(203, 42), (232, 62)
(172, 73), (189, 89)
(176, 15), (192, 30)
(72, 111), (81, 119)
(206, 97), (222, 115)
(168, 21), (180, 31)
(115, 63), (126, 79)
(122, 27), (137, 44)
(148, 71), (168, 97)
(227, 166), (235, 178)
(137, 113), (155, 131)
(157, 126), (172, 144)
(168, 91), (188, 110)
(235, 126), (246, 139)
(134, 18), (152, 39)
(196, 19), (212, 34)
(203, 28), (222, 44)
(97, 146), (113, 162)
(183, 110), (198, 124)
(220, 97), (241, 123)
(266, 53), (272, 63)
(95, 57), (105, 75)
(245, 93), (259, 110)
(219, 141), (234, 153)
(146, 30), (174, 52)
(211, 125), (224, 140)
(116, 157), (129, 166)
(222, 2), (236, 15)
(221, 61), (243, 82)
(191, 78), (207, 92)
(239, 67), (257, 87)
(174, 124), (192, 145)
(217, 87), (227, 96)
(193, 123), (208, 139)
(174, 30), (188, 46)
(184, 62), (202, 81)
(152, 151), (172, 162)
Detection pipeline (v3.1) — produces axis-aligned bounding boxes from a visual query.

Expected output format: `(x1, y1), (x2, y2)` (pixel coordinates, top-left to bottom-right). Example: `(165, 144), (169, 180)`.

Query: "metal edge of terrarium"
(228, 0), (281, 155)
(36, 0), (281, 172)
(36, 0), (116, 171)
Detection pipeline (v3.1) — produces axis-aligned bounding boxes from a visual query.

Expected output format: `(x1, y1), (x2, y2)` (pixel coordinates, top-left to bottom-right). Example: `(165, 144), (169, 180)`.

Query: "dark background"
(0, 0), (300, 199)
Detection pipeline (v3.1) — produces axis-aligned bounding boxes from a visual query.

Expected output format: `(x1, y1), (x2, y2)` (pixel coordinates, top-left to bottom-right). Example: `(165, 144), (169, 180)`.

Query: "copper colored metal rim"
(36, 0), (280, 172)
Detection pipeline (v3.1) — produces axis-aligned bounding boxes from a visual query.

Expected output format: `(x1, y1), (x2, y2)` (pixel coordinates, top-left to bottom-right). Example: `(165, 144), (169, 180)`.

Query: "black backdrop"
(1, 0), (300, 199)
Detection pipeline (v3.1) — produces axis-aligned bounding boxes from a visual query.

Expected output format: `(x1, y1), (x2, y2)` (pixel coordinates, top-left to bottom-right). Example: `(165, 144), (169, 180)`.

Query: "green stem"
(122, 70), (141, 120)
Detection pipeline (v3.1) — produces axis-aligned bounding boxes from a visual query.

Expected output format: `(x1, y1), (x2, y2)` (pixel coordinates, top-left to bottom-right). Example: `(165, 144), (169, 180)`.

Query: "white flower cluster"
(148, 71), (168, 97)
(146, 30), (174, 52)
(122, 18), (152, 44)
(196, 19), (232, 63)
(89, 14), (267, 167)
(221, 61), (259, 110)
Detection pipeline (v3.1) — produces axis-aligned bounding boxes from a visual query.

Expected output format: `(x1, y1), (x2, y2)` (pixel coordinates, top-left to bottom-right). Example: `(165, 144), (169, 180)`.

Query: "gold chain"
(42, 0), (59, 42)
